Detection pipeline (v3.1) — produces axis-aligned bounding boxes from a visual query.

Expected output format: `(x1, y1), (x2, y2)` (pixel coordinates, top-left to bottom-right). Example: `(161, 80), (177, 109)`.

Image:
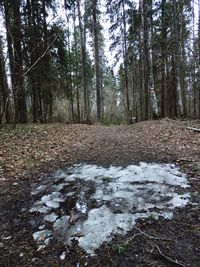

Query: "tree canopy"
(0, 0), (199, 124)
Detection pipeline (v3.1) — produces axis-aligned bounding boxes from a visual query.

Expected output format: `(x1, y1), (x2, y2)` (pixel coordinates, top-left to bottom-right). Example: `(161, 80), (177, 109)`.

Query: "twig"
(126, 232), (143, 243)
(131, 225), (171, 241)
(156, 245), (185, 267)
(186, 127), (200, 132)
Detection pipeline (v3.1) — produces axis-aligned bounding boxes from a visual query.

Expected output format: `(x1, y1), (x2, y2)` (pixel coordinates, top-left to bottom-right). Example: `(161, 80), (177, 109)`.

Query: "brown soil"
(0, 119), (200, 267)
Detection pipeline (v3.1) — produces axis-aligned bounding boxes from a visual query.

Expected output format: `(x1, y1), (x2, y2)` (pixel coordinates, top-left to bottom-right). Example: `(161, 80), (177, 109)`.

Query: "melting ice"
(30, 162), (190, 254)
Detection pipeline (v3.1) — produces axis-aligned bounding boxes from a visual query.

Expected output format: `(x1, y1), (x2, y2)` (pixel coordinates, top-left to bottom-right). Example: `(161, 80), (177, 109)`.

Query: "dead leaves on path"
(0, 124), (89, 182)
(0, 118), (200, 184)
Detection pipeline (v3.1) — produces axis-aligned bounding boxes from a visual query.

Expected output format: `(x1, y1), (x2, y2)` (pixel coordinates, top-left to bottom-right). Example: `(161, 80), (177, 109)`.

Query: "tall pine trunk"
(5, 0), (27, 123)
(122, 0), (131, 124)
(77, 0), (89, 122)
(92, 0), (101, 122)
(0, 37), (11, 123)
(160, 0), (166, 118)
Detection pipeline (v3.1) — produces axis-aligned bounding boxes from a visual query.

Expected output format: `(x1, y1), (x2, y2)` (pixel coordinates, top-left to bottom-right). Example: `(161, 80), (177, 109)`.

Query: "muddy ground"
(0, 118), (200, 267)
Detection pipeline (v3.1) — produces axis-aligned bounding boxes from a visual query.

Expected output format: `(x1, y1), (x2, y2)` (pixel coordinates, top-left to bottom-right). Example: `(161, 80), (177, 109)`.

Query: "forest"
(1, 1), (200, 267)
(0, 0), (199, 125)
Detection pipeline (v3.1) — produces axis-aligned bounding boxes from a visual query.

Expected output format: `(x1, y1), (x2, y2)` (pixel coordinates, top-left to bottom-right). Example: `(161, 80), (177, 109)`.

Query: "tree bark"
(77, 0), (89, 122)
(122, 0), (131, 124)
(160, 0), (166, 118)
(92, 0), (101, 122)
(0, 37), (11, 123)
(5, 0), (27, 123)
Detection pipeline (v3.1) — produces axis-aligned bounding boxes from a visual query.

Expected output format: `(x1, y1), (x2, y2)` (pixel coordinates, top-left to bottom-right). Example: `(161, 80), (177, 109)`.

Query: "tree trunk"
(92, 0), (101, 122)
(14, 0), (27, 123)
(66, 10), (74, 122)
(138, 2), (144, 121)
(73, 6), (81, 122)
(198, 0), (200, 117)
(0, 37), (11, 123)
(172, 0), (182, 116)
(140, 0), (149, 120)
(149, 0), (158, 118)
(160, 0), (166, 118)
(122, 0), (131, 124)
(77, 0), (89, 122)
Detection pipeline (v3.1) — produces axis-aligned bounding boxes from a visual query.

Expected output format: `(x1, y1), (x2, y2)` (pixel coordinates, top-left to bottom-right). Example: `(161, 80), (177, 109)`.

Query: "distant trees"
(109, 0), (197, 122)
(0, 0), (200, 125)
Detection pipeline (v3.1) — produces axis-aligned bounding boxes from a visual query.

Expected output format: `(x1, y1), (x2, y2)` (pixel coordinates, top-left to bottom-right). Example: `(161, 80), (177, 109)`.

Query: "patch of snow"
(44, 213), (58, 223)
(41, 195), (51, 203)
(44, 237), (52, 246)
(12, 182), (19, 186)
(29, 201), (52, 214)
(46, 200), (60, 209)
(31, 185), (46, 195)
(169, 193), (190, 208)
(39, 225), (45, 230)
(33, 230), (52, 243)
(30, 162), (190, 254)
(54, 170), (68, 179)
(52, 183), (66, 191)
(60, 251), (66, 260)
(76, 201), (87, 214)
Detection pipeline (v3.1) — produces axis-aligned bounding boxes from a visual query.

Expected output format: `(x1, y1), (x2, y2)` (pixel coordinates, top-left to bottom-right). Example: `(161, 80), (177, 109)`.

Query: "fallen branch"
(131, 225), (171, 241)
(186, 127), (200, 133)
(156, 245), (185, 267)
(21, 32), (60, 78)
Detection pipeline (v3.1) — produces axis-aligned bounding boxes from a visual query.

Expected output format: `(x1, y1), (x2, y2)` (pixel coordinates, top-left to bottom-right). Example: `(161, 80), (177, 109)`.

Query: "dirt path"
(0, 119), (200, 266)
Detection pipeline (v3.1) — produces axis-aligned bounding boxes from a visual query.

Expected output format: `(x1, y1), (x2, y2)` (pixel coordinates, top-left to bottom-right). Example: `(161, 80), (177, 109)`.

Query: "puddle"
(30, 163), (190, 254)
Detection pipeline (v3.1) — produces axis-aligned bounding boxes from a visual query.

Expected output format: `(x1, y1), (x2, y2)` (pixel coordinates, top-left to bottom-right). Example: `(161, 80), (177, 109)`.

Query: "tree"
(4, 0), (27, 123)
(107, 0), (133, 124)
(77, 0), (90, 122)
(0, 37), (11, 123)
(91, 0), (102, 122)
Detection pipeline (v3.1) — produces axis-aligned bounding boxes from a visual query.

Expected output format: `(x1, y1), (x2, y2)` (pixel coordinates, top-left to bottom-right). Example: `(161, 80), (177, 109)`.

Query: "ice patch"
(76, 201), (87, 214)
(31, 185), (47, 195)
(44, 213), (58, 223)
(46, 200), (60, 209)
(33, 230), (52, 243)
(30, 163), (190, 254)
(29, 201), (52, 214)
(60, 251), (66, 260)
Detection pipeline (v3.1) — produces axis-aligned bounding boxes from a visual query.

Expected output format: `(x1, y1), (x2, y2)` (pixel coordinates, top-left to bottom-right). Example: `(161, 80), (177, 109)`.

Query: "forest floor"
(0, 118), (200, 267)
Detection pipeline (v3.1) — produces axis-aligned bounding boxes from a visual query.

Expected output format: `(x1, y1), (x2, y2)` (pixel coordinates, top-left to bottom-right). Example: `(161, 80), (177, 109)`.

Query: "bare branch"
(156, 245), (185, 267)
(21, 32), (60, 78)
(131, 224), (171, 241)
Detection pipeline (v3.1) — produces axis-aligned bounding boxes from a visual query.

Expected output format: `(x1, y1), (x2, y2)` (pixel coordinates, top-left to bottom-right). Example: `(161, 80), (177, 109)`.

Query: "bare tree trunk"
(27, 0), (37, 122)
(192, 0), (197, 117)
(172, 0), (182, 116)
(160, 0), (166, 118)
(198, 0), (200, 117)
(0, 37), (11, 123)
(122, 0), (131, 124)
(92, 0), (101, 122)
(138, 2), (144, 121)
(140, 0), (149, 120)
(66, 10), (74, 122)
(77, 0), (89, 122)
(42, 0), (48, 122)
(149, 0), (158, 118)
(73, 6), (80, 123)
(8, 0), (27, 123)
